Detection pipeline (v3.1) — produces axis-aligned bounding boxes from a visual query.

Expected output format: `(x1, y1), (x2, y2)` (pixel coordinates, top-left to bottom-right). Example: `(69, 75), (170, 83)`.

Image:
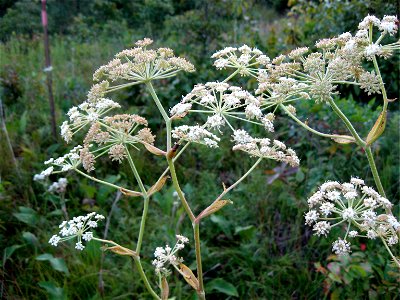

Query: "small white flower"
(332, 239), (351, 256)
(75, 242), (85, 251)
(348, 230), (358, 238)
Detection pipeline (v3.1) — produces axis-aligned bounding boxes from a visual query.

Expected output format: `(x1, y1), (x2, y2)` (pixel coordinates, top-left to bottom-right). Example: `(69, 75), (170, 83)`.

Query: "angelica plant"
(37, 37), (299, 299)
(38, 14), (399, 300)
(215, 14), (400, 267)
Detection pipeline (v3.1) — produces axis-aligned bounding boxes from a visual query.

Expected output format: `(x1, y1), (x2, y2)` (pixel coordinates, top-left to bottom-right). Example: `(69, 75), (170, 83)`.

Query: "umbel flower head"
(256, 15), (399, 108)
(170, 82), (275, 133)
(93, 38), (195, 84)
(305, 178), (398, 256)
(211, 44), (270, 76)
(152, 235), (189, 277)
(232, 130), (300, 167)
(49, 212), (105, 251)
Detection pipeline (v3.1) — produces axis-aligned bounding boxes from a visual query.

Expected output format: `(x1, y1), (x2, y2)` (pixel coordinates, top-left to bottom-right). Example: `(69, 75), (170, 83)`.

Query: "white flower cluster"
(48, 178), (68, 194)
(232, 130), (300, 167)
(37, 146), (83, 178)
(257, 15), (399, 106)
(49, 212), (105, 251)
(170, 82), (274, 133)
(172, 125), (220, 148)
(61, 99), (121, 143)
(305, 178), (398, 255)
(93, 38), (194, 83)
(152, 235), (189, 276)
(211, 44), (270, 76)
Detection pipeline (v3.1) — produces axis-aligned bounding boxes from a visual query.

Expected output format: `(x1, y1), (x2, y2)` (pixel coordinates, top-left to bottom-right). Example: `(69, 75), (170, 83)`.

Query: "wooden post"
(41, 0), (57, 140)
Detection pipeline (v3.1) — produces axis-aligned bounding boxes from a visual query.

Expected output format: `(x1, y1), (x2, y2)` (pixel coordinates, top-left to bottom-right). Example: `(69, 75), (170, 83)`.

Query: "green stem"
(194, 223), (205, 300)
(223, 69), (240, 83)
(125, 148), (149, 254)
(146, 82), (172, 150)
(364, 147), (386, 198)
(74, 168), (138, 195)
(328, 99), (365, 146)
(380, 237), (400, 269)
(167, 158), (195, 221)
(372, 56), (389, 111)
(279, 104), (355, 142)
(133, 257), (162, 299)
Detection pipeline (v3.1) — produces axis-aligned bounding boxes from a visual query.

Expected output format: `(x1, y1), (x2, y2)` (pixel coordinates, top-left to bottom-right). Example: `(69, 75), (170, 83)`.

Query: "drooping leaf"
(36, 253), (69, 275)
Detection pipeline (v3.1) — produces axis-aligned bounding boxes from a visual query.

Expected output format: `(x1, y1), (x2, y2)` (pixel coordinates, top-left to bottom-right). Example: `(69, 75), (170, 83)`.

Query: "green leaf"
(3, 245), (23, 263)
(295, 168), (305, 182)
(13, 206), (39, 226)
(207, 278), (238, 297)
(22, 232), (39, 247)
(36, 253), (69, 275)
(234, 225), (256, 240)
(38, 281), (67, 300)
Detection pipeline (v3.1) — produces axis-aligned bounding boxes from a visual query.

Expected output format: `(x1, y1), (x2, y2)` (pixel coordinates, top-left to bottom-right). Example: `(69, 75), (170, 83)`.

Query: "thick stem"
(280, 104), (355, 142)
(167, 158), (195, 222)
(193, 223), (205, 300)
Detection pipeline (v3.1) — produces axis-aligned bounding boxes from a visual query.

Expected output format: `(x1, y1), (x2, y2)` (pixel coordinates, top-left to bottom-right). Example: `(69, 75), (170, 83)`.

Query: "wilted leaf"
(147, 176), (169, 197)
(207, 278), (238, 297)
(161, 277), (169, 300)
(101, 245), (138, 258)
(144, 143), (166, 156)
(196, 200), (233, 222)
(332, 135), (355, 144)
(366, 110), (386, 145)
(179, 263), (199, 291)
(120, 188), (142, 197)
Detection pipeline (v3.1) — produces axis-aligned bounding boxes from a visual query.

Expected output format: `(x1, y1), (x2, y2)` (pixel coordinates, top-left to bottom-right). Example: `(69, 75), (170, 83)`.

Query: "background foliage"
(0, 0), (399, 299)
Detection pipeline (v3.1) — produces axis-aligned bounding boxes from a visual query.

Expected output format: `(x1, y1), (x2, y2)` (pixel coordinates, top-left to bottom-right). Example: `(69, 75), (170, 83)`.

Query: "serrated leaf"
(101, 245), (138, 258)
(120, 188), (142, 197)
(207, 278), (238, 297)
(161, 277), (169, 300)
(331, 135), (355, 144)
(143, 143), (166, 156)
(366, 110), (386, 146)
(196, 200), (233, 222)
(179, 263), (199, 291)
(147, 176), (169, 197)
